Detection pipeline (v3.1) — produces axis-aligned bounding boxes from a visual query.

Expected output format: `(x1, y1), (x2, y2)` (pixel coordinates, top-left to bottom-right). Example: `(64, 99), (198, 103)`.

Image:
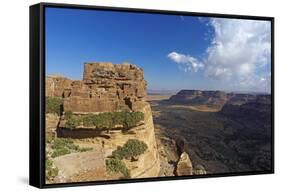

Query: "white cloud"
(168, 18), (271, 92)
(167, 52), (204, 72)
(205, 18), (271, 81)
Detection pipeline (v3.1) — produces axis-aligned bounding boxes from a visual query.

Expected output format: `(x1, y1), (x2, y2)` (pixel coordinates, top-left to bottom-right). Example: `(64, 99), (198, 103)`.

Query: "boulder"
(175, 152), (193, 176)
(176, 137), (188, 154)
(193, 164), (207, 175)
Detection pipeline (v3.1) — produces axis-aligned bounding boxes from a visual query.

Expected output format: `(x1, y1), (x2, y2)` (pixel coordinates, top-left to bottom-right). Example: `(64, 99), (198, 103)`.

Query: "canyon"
(45, 62), (272, 183)
(46, 62), (163, 183)
(150, 89), (272, 174)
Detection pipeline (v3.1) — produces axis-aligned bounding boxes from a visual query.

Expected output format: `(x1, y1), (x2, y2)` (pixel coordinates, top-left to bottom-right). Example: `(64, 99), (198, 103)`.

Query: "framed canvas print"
(29, 2), (274, 188)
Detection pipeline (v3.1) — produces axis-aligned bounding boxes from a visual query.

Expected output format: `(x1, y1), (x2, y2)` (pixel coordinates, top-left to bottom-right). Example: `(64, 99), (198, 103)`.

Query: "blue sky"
(46, 7), (271, 92)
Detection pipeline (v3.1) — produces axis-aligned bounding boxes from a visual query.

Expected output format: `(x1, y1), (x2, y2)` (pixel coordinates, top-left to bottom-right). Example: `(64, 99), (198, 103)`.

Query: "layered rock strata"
(47, 62), (147, 113)
(46, 62), (160, 180)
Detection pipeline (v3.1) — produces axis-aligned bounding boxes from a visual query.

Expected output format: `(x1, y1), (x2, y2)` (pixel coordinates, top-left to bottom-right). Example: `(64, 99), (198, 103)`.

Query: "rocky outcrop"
(102, 103), (160, 178)
(169, 90), (228, 109)
(176, 137), (189, 154)
(218, 95), (272, 171)
(193, 165), (207, 175)
(53, 147), (106, 183)
(46, 62), (160, 180)
(226, 93), (256, 105)
(220, 95), (271, 120)
(220, 95), (272, 140)
(46, 113), (60, 138)
(46, 76), (72, 97)
(168, 90), (271, 113)
(47, 62), (147, 113)
(175, 152), (193, 176)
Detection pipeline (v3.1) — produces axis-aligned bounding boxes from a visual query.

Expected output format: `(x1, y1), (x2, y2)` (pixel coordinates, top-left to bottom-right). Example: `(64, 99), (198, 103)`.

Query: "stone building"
(46, 62), (147, 113)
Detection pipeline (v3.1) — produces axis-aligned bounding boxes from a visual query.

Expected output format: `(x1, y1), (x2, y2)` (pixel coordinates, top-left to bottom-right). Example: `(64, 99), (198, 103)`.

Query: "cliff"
(46, 62), (160, 182)
(168, 90), (228, 109)
(47, 62), (147, 113)
(102, 103), (160, 178)
(220, 95), (271, 138)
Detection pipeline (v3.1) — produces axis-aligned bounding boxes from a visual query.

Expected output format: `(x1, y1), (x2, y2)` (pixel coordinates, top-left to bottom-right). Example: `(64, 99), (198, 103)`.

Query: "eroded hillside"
(45, 62), (161, 183)
(149, 90), (272, 174)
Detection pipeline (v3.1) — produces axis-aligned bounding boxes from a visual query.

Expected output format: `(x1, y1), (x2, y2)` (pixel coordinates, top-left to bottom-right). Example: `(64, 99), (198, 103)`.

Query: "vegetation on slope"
(106, 139), (148, 178)
(112, 139), (148, 160)
(64, 111), (144, 129)
(106, 158), (130, 178)
(45, 138), (93, 181)
(46, 157), (58, 181)
(46, 97), (63, 115)
(48, 138), (92, 158)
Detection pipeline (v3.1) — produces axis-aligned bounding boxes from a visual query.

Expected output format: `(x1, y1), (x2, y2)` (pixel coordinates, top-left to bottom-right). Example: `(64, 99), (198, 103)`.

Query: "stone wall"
(46, 76), (72, 97)
(46, 62), (147, 113)
(46, 62), (160, 179)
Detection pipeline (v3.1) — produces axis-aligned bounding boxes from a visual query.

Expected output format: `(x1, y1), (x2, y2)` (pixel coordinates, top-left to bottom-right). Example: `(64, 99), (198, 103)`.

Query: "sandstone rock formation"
(53, 147), (106, 183)
(176, 137), (189, 154)
(169, 90), (228, 109)
(193, 165), (207, 175)
(102, 103), (160, 178)
(46, 62), (160, 181)
(46, 113), (60, 138)
(47, 62), (147, 113)
(220, 95), (271, 119)
(175, 152), (193, 176)
(46, 76), (72, 97)
(168, 90), (271, 112)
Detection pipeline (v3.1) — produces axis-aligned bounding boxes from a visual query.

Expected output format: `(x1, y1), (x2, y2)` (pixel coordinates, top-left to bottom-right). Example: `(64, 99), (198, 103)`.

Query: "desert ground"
(147, 93), (272, 174)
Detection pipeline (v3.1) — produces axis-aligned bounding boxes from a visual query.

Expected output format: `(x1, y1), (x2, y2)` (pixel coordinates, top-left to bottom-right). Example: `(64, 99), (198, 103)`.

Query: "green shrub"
(91, 113), (114, 129)
(51, 138), (73, 157)
(112, 112), (125, 125)
(64, 111), (144, 130)
(64, 111), (81, 129)
(82, 114), (93, 127)
(65, 117), (81, 129)
(112, 139), (148, 160)
(50, 138), (92, 158)
(123, 112), (144, 128)
(105, 139), (147, 179)
(52, 138), (74, 149)
(46, 157), (58, 181)
(46, 158), (52, 169)
(51, 147), (70, 158)
(78, 147), (93, 152)
(46, 97), (63, 115)
(106, 158), (130, 178)
(64, 111), (73, 120)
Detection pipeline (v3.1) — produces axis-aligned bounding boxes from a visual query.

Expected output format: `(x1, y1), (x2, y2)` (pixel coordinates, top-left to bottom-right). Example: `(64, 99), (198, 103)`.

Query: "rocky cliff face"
(46, 62), (160, 181)
(46, 76), (72, 97)
(168, 90), (271, 111)
(102, 103), (160, 178)
(152, 89), (272, 175)
(218, 95), (272, 171)
(47, 63), (146, 113)
(169, 90), (228, 109)
(220, 95), (272, 138)
(175, 152), (193, 176)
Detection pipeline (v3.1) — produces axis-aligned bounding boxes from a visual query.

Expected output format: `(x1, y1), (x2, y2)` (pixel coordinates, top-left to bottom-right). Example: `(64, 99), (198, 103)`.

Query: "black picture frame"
(29, 2), (275, 189)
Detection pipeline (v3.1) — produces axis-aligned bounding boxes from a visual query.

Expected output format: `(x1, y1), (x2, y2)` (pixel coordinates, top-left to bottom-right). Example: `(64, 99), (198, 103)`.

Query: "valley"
(148, 90), (272, 174)
(45, 62), (272, 184)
